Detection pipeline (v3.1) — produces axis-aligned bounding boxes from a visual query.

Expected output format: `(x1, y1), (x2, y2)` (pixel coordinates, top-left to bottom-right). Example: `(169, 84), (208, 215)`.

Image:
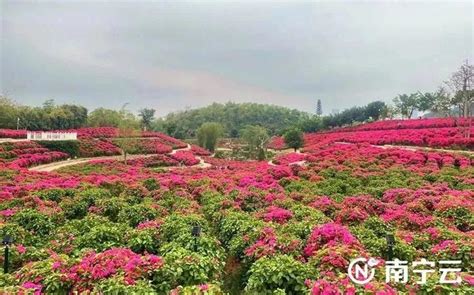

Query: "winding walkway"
(335, 141), (474, 155)
(29, 144), (201, 172)
(26, 141), (474, 173)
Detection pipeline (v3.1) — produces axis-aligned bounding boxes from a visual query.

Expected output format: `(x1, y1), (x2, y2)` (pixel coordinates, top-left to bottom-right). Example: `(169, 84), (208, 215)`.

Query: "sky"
(1, 0), (473, 117)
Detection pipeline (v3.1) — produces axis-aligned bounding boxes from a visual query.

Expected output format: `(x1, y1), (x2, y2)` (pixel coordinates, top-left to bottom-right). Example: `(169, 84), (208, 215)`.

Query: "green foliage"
(393, 93), (419, 119)
(4, 99), (88, 130)
(138, 108), (156, 131)
(240, 125), (269, 160)
(37, 140), (80, 158)
(87, 108), (123, 127)
(322, 100), (387, 128)
(245, 255), (310, 294)
(13, 209), (54, 237)
(197, 122), (224, 152)
(283, 129), (304, 151)
(0, 97), (19, 129)
(117, 203), (161, 227)
(93, 276), (156, 294)
(365, 101), (387, 121)
(126, 228), (160, 254)
(217, 211), (264, 257)
(142, 178), (160, 191)
(155, 102), (310, 138)
(15, 256), (72, 293)
(35, 188), (76, 202)
(283, 205), (330, 239)
(153, 245), (224, 292)
(74, 221), (129, 252)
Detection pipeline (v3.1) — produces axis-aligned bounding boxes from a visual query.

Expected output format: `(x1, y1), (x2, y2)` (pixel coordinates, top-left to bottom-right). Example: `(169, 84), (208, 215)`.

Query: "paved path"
(29, 153), (160, 172)
(0, 138), (29, 143)
(335, 141), (474, 155)
(29, 144), (198, 172)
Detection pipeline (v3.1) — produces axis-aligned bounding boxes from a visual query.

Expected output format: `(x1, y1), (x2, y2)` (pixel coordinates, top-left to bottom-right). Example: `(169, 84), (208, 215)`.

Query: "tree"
(421, 87), (452, 117)
(116, 110), (140, 164)
(138, 108), (156, 131)
(62, 104), (88, 128)
(445, 60), (473, 118)
(365, 101), (386, 121)
(296, 116), (323, 133)
(158, 102), (310, 139)
(197, 122), (223, 152)
(316, 99), (323, 116)
(88, 108), (123, 127)
(283, 128), (304, 152)
(0, 97), (19, 129)
(240, 125), (270, 160)
(393, 93), (419, 119)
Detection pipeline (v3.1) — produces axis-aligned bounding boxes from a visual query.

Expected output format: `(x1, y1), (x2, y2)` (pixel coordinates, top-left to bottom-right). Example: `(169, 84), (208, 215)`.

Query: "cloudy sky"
(1, 0), (472, 116)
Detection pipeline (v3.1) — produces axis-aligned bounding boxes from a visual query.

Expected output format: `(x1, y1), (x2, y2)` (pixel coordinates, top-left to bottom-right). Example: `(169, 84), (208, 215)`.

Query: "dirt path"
(30, 144), (196, 172)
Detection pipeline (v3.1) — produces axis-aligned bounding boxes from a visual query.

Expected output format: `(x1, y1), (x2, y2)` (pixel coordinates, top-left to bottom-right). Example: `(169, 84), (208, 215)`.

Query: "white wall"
(27, 132), (77, 141)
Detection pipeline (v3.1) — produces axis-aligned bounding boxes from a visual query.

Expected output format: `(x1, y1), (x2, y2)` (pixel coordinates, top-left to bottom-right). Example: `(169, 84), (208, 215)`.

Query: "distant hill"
(153, 102), (310, 139)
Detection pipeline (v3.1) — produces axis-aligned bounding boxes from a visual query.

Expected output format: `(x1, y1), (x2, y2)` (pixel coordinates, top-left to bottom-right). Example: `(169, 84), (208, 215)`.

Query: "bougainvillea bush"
(0, 125), (473, 293)
(0, 141), (69, 168)
(269, 118), (474, 150)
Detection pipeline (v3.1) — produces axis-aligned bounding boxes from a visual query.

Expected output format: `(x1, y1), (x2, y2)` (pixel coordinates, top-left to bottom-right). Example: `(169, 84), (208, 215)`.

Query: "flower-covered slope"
(0, 139), (472, 293)
(269, 118), (474, 150)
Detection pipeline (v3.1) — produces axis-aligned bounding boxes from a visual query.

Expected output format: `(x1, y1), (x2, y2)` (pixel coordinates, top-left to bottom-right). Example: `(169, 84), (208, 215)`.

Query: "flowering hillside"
(0, 127), (188, 148)
(0, 141), (69, 168)
(269, 118), (474, 150)
(0, 131), (472, 293)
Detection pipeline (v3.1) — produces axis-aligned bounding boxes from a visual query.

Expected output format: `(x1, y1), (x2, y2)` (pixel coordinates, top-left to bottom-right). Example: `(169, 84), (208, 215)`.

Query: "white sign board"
(27, 131), (77, 141)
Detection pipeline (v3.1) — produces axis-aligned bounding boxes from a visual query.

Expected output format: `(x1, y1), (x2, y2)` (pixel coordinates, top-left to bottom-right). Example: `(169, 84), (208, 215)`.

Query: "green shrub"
(142, 178), (160, 191)
(117, 203), (161, 227)
(15, 256), (72, 294)
(95, 197), (125, 222)
(75, 222), (129, 252)
(153, 245), (224, 292)
(78, 188), (112, 206)
(245, 255), (310, 294)
(35, 188), (76, 203)
(37, 140), (80, 158)
(217, 211), (264, 257)
(13, 209), (54, 237)
(126, 228), (160, 254)
(93, 276), (156, 294)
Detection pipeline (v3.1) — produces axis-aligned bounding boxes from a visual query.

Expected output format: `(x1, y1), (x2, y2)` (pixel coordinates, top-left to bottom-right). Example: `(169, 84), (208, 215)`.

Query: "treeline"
(0, 99), (88, 130)
(1, 60), (471, 136)
(391, 60), (473, 119)
(0, 98), (153, 131)
(154, 102), (311, 138)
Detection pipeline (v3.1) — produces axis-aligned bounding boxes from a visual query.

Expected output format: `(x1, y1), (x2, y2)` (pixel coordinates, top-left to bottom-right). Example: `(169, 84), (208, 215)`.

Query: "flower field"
(0, 122), (473, 294)
(269, 118), (474, 150)
(0, 141), (69, 169)
(0, 127), (188, 148)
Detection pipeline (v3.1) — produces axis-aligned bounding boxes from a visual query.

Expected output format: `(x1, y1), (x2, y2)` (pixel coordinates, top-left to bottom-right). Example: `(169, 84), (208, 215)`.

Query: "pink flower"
(304, 223), (359, 257)
(264, 206), (293, 223)
(16, 244), (26, 254)
(0, 209), (16, 217)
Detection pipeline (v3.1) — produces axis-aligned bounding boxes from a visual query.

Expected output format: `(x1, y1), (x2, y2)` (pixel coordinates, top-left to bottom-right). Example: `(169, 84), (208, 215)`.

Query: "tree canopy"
(240, 125), (270, 160)
(154, 102), (310, 139)
(283, 128), (304, 151)
(197, 122), (224, 152)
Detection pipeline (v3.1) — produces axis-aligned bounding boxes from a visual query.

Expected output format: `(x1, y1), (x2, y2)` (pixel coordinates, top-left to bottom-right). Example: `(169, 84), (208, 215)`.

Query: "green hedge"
(37, 140), (80, 157)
